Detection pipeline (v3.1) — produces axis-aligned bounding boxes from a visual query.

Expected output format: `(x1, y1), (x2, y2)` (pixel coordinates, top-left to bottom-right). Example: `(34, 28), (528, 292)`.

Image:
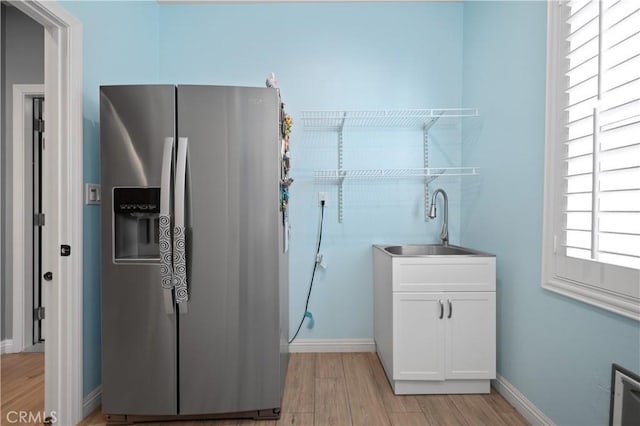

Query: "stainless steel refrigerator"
(99, 85), (289, 423)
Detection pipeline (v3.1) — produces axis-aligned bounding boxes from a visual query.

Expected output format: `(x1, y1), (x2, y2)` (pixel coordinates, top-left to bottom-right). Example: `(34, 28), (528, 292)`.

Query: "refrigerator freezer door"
(100, 85), (178, 415)
(176, 86), (282, 415)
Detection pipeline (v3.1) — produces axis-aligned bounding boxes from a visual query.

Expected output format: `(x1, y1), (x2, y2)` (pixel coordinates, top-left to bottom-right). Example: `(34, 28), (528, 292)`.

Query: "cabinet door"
(393, 292), (445, 381)
(445, 292), (496, 380)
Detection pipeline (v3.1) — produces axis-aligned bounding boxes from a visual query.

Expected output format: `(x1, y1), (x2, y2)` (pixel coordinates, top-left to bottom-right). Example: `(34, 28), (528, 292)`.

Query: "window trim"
(542, 0), (640, 321)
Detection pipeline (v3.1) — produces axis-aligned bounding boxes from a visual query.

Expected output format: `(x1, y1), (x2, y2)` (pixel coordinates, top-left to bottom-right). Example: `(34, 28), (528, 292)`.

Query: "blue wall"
(60, 0), (160, 397)
(461, 2), (640, 425)
(64, 0), (465, 398)
(158, 2), (465, 339)
(59, 2), (640, 423)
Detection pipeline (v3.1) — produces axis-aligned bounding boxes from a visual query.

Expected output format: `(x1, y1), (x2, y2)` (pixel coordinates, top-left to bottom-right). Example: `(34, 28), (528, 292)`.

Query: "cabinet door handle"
(439, 300), (444, 319)
(448, 299), (452, 318)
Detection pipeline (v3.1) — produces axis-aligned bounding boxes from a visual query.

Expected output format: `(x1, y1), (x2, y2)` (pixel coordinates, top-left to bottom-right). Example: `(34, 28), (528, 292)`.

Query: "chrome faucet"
(428, 189), (449, 246)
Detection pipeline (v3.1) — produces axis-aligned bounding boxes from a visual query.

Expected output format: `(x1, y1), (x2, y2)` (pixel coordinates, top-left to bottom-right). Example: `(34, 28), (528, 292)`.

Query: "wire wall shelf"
(301, 108), (479, 131)
(314, 167), (480, 181)
(301, 108), (481, 222)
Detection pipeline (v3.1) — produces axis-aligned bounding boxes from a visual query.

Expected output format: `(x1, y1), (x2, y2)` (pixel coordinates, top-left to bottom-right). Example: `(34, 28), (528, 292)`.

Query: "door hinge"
(34, 307), (45, 321)
(34, 213), (45, 227)
(34, 118), (45, 133)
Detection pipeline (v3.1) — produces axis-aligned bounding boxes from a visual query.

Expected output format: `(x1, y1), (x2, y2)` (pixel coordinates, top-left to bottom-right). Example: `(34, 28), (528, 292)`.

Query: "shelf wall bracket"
(338, 112), (346, 223)
(423, 126), (430, 221)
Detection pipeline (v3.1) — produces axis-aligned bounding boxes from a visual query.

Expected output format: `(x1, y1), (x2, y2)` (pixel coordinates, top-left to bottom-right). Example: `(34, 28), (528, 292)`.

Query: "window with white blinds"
(543, 0), (640, 321)
(564, 0), (640, 269)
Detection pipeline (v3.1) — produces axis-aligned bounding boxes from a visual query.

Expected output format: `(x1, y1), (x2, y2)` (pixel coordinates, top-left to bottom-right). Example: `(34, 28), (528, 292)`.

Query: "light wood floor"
(1, 352), (45, 425)
(3, 352), (528, 425)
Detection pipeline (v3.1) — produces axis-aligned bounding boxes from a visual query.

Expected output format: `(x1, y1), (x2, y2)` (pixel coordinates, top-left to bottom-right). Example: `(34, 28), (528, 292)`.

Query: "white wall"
(0, 4), (44, 341)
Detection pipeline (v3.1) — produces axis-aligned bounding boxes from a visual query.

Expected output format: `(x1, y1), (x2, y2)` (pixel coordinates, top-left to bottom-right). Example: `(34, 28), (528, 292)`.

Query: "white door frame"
(11, 84), (45, 354)
(8, 1), (84, 424)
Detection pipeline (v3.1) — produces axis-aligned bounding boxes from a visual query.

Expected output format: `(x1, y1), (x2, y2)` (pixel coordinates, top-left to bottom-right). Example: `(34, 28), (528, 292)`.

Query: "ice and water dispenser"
(113, 187), (161, 262)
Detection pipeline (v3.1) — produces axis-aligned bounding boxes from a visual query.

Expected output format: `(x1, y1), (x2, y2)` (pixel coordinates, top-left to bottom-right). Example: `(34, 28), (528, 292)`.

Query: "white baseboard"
(82, 386), (102, 418)
(289, 338), (375, 353)
(492, 374), (555, 426)
(1, 339), (14, 354)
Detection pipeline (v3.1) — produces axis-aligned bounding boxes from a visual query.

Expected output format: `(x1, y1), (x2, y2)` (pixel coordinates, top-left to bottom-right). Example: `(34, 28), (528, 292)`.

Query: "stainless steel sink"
(379, 244), (488, 257)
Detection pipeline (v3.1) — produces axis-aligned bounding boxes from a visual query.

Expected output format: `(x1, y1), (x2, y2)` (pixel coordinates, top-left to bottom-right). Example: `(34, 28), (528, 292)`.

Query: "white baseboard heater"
(610, 364), (640, 426)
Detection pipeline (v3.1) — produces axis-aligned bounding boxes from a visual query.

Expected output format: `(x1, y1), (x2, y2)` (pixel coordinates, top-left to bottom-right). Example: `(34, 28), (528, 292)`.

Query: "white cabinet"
(373, 246), (496, 395)
(445, 292), (496, 380)
(393, 293), (445, 381)
(394, 292), (496, 383)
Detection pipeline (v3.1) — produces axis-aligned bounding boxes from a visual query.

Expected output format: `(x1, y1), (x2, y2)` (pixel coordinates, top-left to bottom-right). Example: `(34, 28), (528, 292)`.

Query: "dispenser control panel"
(113, 187), (161, 263)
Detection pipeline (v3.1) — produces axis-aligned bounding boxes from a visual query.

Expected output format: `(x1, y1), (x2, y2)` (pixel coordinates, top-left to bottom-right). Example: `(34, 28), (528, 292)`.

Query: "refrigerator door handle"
(160, 137), (175, 315)
(174, 137), (189, 313)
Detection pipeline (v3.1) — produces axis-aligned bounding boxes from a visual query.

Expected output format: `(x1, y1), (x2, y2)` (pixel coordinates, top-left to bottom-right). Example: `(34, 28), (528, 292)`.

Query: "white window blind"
(543, 0), (640, 321)
(563, 0), (640, 270)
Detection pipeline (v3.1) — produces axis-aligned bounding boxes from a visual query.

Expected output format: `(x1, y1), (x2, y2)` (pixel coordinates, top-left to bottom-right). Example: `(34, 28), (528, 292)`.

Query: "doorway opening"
(8, 84), (46, 352)
(1, 0), (84, 424)
(28, 94), (46, 351)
